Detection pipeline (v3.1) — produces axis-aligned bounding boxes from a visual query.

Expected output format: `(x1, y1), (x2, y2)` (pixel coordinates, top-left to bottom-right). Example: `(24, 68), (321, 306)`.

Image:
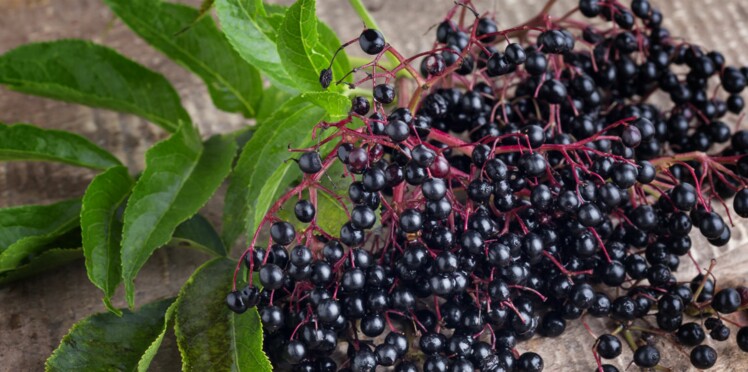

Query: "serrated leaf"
(0, 199), (82, 272)
(222, 97), (325, 247)
(0, 248), (82, 286)
(277, 0), (329, 92)
(0, 123), (121, 170)
(174, 258), (271, 371)
(317, 18), (352, 85)
(105, 0), (262, 117)
(0, 40), (189, 132)
(81, 165), (133, 314)
(45, 298), (175, 372)
(216, 0), (298, 91)
(256, 85), (294, 123)
(137, 301), (177, 372)
(121, 128), (237, 307)
(169, 213), (226, 257)
(301, 91), (351, 121)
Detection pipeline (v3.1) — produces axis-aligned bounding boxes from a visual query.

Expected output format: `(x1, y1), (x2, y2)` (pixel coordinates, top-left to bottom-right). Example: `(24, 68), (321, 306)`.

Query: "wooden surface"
(1, 0), (748, 371)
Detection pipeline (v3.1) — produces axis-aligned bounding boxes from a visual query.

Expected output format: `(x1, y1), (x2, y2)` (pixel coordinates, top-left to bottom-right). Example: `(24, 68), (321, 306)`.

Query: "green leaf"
(0, 123), (121, 170)
(301, 91), (351, 121)
(215, 0), (298, 91)
(121, 128), (237, 307)
(173, 0), (216, 36)
(0, 199), (82, 272)
(256, 85), (294, 123)
(0, 40), (189, 132)
(222, 97), (325, 247)
(0, 248), (82, 286)
(45, 298), (175, 372)
(81, 165), (134, 314)
(170, 214), (226, 257)
(137, 301), (177, 372)
(317, 18), (352, 85)
(105, 0), (262, 117)
(277, 189), (349, 236)
(174, 258), (271, 371)
(277, 0), (328, 92)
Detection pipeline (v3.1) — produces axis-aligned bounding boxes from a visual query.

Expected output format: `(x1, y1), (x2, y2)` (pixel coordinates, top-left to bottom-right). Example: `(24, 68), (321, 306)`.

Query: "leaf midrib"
(1, 77), (180, 132)
(244, 107), (323, 232)
(110, 1), (256, 116)
(122, 140), (202, 281)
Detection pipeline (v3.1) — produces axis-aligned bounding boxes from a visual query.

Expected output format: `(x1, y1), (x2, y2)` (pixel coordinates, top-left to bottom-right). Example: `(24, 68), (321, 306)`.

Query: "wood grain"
(1, 0), (748, 370)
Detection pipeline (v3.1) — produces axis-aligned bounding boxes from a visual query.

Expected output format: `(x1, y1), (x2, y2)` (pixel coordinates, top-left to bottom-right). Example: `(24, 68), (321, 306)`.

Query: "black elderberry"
(373, 84), (396, 104)
(298, 151), (322, 174)
(690, 345), (717, 369)
(226, 291), (248, 314)
(294, 200), (315, 223)
(360, 313), (385, 337)
(351, 96), (371, 115)
(525, 51), (548, 76)
(518, 152), (547, 177)
(710, 325), (730, 341)
(612, 162), (639, 188)
(676, 322), (706, 346)
(359, 29), (385, 55)
(259, 305), (284, 333)
(352, 348), (378, 372)
(270, 221), (296, 245)
(290, 245), (312, 267)
(622, 125), (642, 148)
(578, 202), (603, 227)
(382, 332), (408, 357)
(611, 296), (637, 321)
(340, 222), (364, 246)
(737, 327), (748, 352)
(633, 345), (660, 368)
(284, 340), (307, 364)
(399, 208), (423, 233)
(539, 311), (566, 337)
(539, 79), (568, 104)
(699, 212), (725, 239)
(517, 352), (543, 372)
(259, 263), (284, 290)
(579, 0), (601, 17)
(596, 334), (622, 359)
(385, 120), (410, 142)
(420, 332), (447, 354)
(712, 288), (741, 314)
(637, 160), (656, 184)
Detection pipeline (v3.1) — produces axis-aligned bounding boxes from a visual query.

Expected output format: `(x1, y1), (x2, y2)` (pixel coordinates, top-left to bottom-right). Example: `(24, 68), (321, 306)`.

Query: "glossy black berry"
(596, 334), (622, 359)
(285, 340), (306, 364)
(299, 151), (322, 174)
(259, 263), (284, 290)
(386, 120), (410, 142)
(373, 84), (396, 104)
(690, 345), (717, 369)
(359, 29), (385, 55)
(676, 322), (706, 346)
(294, 200), (315, 223)
(738, 327), (748, 352)
(712, 288), (741, 314)
(351, 96), (371, 115)
(226, 290), (247, 314)
(517, 352), (543, 372)
(633, 345), (660, 368)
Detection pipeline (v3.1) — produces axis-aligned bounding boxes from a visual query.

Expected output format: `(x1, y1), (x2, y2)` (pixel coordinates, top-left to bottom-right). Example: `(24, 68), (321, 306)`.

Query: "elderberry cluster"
(227, 1), (748, 371)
